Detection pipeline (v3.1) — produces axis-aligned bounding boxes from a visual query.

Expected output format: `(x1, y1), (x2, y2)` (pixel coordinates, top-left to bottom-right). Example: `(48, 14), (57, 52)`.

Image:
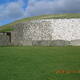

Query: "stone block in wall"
(22, 40), (32, 46)
(0, 33), (11, 46)
(11, 23), (24, 46)
(70, 40), (80, 46)
(50, 40), (70, 46)
(32, 40), (50, 46)
(64, 41), (70, 46)
(32, 40), (70, 46)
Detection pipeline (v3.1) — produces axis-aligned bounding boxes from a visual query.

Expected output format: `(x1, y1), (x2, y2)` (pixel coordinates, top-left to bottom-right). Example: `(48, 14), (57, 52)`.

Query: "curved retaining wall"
(1, 19), (80, 46)
(22, 19), (80, 46)
(23, 19), (80, 41)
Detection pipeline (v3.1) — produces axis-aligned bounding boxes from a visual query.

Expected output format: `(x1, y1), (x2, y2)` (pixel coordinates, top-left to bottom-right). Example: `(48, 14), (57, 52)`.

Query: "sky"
(0, 0), (80, 26)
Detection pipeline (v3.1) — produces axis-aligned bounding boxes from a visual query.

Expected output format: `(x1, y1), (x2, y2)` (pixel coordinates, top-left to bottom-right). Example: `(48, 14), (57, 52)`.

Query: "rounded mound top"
(0, 13), (80, 32)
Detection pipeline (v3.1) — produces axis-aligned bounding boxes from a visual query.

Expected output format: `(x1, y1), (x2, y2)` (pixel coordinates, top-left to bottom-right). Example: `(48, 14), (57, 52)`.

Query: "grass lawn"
(0, 46), (80, 80)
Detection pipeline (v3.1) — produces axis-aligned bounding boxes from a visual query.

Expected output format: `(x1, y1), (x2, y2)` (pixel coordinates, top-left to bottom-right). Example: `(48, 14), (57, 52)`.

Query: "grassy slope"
(0, 13), (80, 32)
(0, 46), (80, 80)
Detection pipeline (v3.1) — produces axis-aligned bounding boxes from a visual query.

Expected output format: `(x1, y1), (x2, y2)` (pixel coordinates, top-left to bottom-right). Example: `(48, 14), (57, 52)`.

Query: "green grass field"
(0, 47), (80, 80)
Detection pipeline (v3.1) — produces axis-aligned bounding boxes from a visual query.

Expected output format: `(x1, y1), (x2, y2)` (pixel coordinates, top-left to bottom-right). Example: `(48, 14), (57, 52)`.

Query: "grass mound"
(0, 13), (80, 32)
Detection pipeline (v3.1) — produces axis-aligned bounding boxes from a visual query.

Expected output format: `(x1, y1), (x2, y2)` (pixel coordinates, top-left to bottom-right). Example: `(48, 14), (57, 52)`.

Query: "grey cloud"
(0, 0), (80, 22)
(25, 0), (80, 17)
(0, 0), (25, 21)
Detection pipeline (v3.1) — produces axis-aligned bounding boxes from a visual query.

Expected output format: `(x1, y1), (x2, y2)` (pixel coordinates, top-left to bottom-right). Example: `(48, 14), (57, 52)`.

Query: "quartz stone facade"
(22, 19), (80, 41)
(1, 19), (80, 46)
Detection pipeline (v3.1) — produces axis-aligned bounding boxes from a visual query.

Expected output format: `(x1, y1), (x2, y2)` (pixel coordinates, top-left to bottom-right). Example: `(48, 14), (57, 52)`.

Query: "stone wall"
(0, 32), (11, 46)
(32, 40), (70, 46)
(22, 19), (80, 46)
(23, 19), (80, 41)
(1, 19), (80, 46)
(11, 23), (24, 46)
(51, 19), (80, 41)
(70, 40), (80, 46)
(23, 21), (52, 40)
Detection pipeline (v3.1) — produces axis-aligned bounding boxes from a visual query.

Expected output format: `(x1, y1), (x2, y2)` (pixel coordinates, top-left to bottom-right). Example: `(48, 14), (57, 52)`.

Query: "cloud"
(0, 0), (80, 24)
(25, 0), (80, 17)
(0, 0), (25, 21)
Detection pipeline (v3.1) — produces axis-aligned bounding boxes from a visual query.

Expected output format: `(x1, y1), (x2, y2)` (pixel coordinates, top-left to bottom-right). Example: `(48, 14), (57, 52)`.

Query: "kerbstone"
(70, 40), (80, 46)
(32, 40), (51, 46)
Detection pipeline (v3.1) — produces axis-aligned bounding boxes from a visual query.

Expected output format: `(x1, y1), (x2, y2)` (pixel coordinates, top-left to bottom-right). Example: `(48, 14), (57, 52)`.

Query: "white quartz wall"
(23, 21), (53, 40)
(51, 19), (80, 41)
(23, 19), (80, 41)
